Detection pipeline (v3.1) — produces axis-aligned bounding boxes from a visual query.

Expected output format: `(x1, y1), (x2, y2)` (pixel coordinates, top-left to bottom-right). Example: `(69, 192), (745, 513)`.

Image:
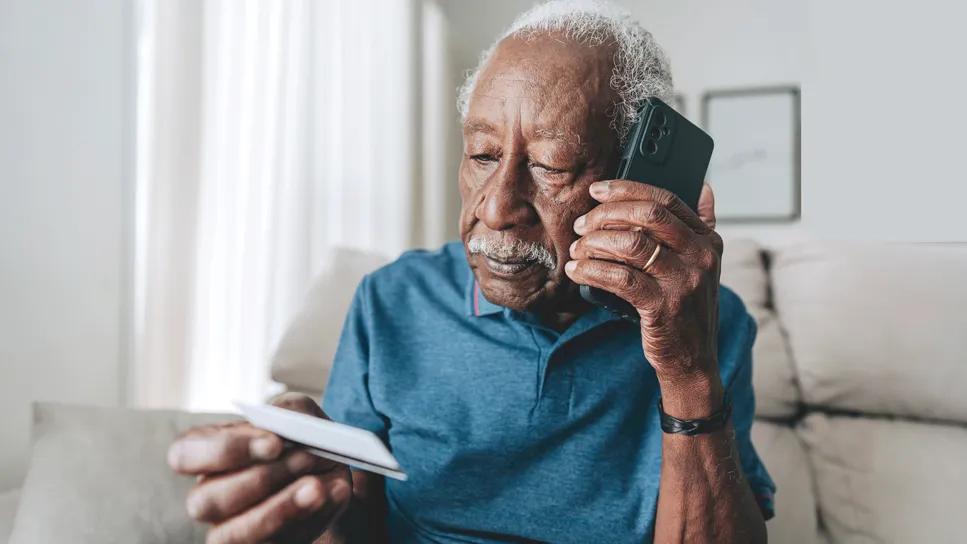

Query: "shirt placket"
(523, 325), (572, 416)
(529, 307), (628, 417)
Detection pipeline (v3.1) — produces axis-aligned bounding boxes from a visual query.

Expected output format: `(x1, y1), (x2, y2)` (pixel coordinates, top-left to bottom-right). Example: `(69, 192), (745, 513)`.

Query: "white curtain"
(133, 0), (455, 410)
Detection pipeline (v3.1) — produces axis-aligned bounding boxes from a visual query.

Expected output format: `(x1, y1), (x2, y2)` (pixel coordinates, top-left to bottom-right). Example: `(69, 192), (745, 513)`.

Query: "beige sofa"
(4, 241), (967, 543)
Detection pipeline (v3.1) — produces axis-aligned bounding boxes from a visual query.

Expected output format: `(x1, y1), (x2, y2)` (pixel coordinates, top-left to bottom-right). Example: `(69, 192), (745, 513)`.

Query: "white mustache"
(466, 236), (556, 270)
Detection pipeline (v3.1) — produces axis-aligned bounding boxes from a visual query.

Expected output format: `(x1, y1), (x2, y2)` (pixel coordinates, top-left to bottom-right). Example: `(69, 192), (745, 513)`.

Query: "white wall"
(0, 0), (131, 491)
(441, 0), (967, 244)
(802, 0), (967, 243)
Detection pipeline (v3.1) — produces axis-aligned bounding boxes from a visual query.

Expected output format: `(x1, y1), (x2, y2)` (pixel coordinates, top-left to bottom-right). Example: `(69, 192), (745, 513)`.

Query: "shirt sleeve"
(322, 275), (389, 440)
(726, 313), (777, 520)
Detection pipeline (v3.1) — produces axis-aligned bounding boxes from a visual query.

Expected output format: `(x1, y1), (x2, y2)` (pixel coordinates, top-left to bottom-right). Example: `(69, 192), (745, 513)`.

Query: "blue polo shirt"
(323, 242), (774, 543)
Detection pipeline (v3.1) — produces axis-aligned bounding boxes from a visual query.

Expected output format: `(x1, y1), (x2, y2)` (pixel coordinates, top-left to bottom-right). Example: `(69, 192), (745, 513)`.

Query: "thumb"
(697, 182), (716, 230)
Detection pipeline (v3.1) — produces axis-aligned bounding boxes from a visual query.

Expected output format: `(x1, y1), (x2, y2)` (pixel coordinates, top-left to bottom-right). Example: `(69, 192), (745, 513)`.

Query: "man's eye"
(471, 154), (498, 164)
(529, 161), (566, 174)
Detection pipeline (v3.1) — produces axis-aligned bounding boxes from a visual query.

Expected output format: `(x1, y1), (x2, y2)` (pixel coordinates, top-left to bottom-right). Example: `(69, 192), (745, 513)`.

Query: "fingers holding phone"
(578, 97), (714, 322)
(565, 176), (723, 387)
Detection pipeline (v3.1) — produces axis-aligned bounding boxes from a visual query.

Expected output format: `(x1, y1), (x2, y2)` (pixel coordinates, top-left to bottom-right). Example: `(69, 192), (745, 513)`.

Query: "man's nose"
(476, 162), (537, 231)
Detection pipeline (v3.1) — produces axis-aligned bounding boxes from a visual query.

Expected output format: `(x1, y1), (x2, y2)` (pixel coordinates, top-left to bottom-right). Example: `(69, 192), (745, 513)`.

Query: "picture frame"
(701, 86), (801, 222)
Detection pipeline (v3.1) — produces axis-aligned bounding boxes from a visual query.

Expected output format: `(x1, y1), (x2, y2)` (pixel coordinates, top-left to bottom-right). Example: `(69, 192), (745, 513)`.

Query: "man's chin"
(471, 256), (551, 311)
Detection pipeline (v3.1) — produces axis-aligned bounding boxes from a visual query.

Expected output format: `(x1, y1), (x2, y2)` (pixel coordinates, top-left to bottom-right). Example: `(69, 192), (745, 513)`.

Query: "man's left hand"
(565, 180), (724, 418)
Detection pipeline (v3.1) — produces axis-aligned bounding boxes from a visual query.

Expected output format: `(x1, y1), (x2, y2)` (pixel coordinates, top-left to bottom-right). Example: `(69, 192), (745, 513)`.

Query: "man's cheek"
(536, 180), (571, 204)
(457, 178), (482, 233)
(537, 194), (591, 239)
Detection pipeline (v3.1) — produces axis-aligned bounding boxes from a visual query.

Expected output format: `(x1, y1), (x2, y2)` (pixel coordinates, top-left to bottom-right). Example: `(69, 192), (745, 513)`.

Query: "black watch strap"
(658, 394), (731, 436)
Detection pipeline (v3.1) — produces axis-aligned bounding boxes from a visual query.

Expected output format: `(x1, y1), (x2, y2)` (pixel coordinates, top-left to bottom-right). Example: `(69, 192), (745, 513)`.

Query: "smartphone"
(579, 97), (714, 322)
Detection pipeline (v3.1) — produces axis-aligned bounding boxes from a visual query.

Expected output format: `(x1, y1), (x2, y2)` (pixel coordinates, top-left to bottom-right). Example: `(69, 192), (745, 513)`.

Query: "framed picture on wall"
(701, 86), (801, 222)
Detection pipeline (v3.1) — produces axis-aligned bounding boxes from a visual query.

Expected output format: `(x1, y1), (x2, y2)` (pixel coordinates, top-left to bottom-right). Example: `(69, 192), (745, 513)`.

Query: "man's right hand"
(168, 393), (352, 544)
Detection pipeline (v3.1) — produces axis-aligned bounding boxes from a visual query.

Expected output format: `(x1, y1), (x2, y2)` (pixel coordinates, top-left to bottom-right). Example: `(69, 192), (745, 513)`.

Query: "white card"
(236, 402), (407, 481)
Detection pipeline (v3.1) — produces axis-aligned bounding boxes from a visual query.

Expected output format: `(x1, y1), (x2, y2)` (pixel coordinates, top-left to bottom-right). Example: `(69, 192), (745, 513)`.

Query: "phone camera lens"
(644, 139), (658, 155)
(649, 127), (664, 140)
(652, 110), (668, 127)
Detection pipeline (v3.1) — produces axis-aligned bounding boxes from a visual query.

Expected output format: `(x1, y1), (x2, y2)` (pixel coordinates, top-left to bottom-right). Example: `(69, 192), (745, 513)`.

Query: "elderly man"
(168, 1), (775, 542)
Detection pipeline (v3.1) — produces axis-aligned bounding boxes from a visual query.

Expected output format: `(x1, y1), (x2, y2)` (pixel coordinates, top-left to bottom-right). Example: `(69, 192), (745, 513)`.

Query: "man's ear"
(697, 182), (716, 230)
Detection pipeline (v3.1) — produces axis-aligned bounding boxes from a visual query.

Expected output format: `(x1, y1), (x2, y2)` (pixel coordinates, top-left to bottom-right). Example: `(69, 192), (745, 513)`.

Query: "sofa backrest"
(771, 242), (967, 423)
(766, 241), (967, 543)
(720, 239), (800, 420)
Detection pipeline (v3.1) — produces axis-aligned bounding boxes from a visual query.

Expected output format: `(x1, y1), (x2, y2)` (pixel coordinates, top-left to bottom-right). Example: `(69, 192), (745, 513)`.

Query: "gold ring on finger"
(643, 244), (662, 272)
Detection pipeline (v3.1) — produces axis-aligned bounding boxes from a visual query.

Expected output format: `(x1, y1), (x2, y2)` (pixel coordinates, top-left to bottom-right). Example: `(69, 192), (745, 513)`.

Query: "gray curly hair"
(456, 0), (674, 144)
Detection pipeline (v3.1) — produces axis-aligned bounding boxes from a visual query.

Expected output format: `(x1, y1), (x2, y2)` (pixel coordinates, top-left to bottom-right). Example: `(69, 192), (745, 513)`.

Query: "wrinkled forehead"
(467, 34), (618, 142)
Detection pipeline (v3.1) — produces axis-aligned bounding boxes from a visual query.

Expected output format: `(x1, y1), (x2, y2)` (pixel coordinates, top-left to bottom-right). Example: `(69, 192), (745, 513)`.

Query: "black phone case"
(579, 97), (714, 322)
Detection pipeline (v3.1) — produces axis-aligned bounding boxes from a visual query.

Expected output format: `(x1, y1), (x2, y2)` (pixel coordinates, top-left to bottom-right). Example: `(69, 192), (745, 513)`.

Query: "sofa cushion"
(772, 243), (967, 422)
(798, 413), (967, 544)
(270, 247), (388, 397)
(721, 239), (770, 310)
(9, 403), (236, 544)
(748, 309), (800, 420)
(750, 420), (822, 544)
(721, 239), (800, 419)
